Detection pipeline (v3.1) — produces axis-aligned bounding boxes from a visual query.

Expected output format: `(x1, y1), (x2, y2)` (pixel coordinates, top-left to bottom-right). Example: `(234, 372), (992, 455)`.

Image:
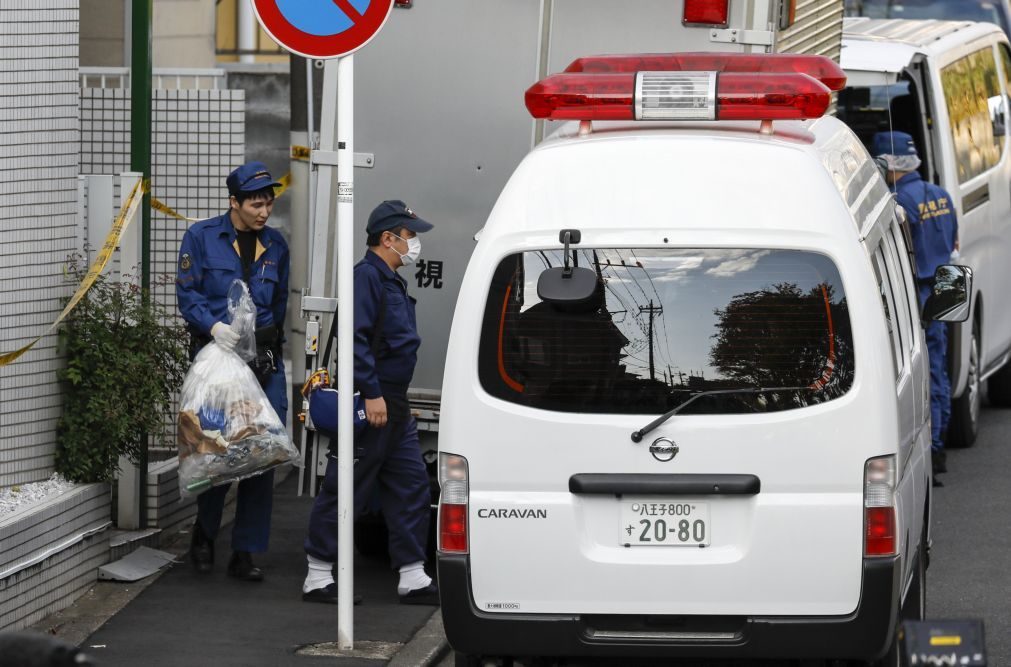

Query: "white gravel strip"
(0, 474), (75, 517)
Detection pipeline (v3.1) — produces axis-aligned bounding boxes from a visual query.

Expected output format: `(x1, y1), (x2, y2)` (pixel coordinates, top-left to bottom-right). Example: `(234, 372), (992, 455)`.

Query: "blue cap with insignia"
(366, 200), (434, 235)
(226, 161), (281, 196)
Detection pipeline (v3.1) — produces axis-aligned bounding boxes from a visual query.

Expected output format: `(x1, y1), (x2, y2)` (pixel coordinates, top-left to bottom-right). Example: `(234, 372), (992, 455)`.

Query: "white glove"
(950, 249), (961, 263)
(211, 321), (240, 350)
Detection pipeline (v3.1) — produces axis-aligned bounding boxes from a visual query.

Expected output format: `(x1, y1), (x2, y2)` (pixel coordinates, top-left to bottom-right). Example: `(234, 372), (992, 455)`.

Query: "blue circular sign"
(253, 0), (393, 59)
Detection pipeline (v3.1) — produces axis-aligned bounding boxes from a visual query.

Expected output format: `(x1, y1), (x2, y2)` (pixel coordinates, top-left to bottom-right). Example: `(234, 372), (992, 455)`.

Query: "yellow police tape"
(0, 178), (147, 368)
(1, 166), (297, 365)
(150, 172), (293, 222)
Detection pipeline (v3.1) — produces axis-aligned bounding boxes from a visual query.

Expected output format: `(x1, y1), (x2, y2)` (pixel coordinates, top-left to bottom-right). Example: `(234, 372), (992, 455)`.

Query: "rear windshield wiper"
(630, 386), (813, 443)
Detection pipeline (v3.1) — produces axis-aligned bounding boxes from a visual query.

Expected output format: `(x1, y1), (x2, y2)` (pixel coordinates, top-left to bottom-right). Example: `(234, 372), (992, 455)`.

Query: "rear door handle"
(569, 473), (760, 496)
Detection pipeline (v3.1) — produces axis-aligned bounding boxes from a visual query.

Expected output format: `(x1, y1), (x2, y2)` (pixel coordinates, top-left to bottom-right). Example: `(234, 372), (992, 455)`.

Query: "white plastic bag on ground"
(176, 281), (300, 497)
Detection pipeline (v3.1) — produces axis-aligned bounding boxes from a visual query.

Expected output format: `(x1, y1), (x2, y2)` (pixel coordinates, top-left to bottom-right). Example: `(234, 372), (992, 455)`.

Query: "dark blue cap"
(366, 200), (434, 235)
(871, 131), (918, 157)
(226, 161), (281, 196)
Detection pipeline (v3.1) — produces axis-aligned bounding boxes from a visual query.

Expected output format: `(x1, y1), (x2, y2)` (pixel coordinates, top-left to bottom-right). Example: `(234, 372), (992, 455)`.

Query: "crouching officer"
(302, 200), (438, 605)
(873, 131), (959, 484)
(175, 161), (290, 580)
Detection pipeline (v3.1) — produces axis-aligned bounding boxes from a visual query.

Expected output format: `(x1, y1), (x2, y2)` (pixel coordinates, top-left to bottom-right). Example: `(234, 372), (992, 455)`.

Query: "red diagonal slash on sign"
(332, 0), (363, 21)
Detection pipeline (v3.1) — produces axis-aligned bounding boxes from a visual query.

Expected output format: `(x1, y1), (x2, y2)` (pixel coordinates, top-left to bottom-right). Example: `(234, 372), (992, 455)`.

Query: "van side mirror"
(922, 265), (972, 323)
(536, 229), (599, 305)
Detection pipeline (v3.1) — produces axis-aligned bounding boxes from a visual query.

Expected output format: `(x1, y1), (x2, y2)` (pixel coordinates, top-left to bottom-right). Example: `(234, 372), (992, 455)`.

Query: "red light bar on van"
(683, 0), (729, 26)
(563, 53), (847, 92)
(524, 71), (831, 122)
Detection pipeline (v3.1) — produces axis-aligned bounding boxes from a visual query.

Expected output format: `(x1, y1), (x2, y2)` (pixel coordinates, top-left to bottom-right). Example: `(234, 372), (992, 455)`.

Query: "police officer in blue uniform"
(302, 200), (437, 605)
(175, 161), (289, 580)
(873, 131), (959, 484)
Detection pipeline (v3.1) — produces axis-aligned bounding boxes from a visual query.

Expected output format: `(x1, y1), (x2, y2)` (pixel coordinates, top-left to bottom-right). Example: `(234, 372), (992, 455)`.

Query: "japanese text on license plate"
(620, 500), (711, 547)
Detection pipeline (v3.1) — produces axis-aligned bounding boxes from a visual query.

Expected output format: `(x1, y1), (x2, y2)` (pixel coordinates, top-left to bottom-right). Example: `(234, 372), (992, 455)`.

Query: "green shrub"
(56, 256), (189, 483)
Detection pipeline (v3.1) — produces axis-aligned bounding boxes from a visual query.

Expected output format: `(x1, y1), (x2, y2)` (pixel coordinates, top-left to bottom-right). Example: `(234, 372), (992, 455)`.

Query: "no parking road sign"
(252, 0), (394, 59)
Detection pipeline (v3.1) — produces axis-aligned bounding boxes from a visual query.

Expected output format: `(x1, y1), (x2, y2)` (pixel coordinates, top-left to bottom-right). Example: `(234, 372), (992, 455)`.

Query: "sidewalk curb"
(388, 608), (449, 667)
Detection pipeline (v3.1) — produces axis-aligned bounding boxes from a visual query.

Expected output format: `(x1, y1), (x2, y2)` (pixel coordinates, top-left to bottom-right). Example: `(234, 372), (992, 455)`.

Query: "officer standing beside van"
(175, 161), (289, 580)
(873, 131), (959, 484)
(301, 200), (438, 605)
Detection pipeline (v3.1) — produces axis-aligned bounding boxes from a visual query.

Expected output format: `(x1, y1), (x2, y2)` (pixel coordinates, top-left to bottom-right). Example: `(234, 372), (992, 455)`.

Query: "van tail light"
(525, 71), (831, 122)
(683, 0), (729, 26)
(864, 456), (897, 557)
(439, 453), (469, 554)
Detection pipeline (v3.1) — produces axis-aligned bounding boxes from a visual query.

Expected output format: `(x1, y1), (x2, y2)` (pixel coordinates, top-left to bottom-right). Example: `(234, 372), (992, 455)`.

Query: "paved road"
(439, 404), (1011, 666)
(82, 473), (435, 667)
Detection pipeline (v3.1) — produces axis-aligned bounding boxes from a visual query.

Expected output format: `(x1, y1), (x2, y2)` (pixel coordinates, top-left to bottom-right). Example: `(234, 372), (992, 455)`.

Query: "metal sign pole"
(251, 0), (392, 650)
(336, 53), (355, 650)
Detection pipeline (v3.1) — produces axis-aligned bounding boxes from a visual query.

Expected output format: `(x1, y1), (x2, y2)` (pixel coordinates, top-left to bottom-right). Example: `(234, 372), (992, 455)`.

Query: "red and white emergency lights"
(525, 53), (847, 123)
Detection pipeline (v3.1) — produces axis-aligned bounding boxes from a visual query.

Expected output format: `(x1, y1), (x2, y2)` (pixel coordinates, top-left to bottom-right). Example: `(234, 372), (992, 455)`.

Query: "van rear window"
(478, 249), (854, 415)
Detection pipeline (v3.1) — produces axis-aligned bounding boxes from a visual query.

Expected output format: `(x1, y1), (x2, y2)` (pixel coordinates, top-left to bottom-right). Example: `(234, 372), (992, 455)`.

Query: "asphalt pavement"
(927, 401), (1011, 660)
(77, 472), (444, 666)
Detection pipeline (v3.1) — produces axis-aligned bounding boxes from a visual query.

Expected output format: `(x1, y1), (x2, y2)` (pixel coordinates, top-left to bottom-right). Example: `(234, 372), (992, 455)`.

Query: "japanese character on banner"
(415, 259), (444, 289)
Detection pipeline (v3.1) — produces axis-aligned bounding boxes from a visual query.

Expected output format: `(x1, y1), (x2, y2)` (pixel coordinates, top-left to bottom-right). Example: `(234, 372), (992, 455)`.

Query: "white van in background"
(839, 18), (1011, 447)
(845, 0), (1011, 38)
(436, 53), (971, 666)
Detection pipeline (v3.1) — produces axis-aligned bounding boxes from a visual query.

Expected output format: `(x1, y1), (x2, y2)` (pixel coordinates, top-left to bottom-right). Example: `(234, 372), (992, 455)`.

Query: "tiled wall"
(0, 1), (80, 487)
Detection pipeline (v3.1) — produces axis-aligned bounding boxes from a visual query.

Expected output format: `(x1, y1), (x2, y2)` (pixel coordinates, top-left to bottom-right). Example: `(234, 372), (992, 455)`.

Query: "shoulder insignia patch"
(180, 253), (192, 271)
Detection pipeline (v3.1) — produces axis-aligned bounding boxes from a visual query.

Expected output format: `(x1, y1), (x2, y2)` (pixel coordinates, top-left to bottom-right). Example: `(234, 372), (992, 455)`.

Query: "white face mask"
(392, 234), (421, 266)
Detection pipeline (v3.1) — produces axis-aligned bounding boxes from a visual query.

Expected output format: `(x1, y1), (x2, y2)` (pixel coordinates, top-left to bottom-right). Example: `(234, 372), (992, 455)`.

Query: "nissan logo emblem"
(649, 438), (679, 462)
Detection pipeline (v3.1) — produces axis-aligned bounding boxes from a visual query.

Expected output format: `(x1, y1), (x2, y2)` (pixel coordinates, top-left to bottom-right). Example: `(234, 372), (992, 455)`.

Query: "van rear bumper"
(437, 554), (900, 661)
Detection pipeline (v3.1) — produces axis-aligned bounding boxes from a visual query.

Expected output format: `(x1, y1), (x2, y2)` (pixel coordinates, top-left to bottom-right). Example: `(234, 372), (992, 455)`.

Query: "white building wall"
(0, 1), (80, 487)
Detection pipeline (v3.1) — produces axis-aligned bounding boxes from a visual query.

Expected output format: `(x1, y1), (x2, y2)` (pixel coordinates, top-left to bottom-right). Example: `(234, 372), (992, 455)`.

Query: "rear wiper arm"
(630, 386), (812, 443)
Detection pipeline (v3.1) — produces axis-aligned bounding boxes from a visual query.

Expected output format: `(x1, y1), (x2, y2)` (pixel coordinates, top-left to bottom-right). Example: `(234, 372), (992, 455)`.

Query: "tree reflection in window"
(708, 282), (853, 411)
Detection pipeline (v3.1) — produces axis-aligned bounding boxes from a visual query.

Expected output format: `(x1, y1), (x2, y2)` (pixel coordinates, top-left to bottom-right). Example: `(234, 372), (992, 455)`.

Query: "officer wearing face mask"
(302, 200), (438, 605)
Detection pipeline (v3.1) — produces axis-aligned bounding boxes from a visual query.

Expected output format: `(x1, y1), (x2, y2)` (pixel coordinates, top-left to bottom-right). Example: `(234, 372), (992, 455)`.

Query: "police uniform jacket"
(892, 172), (958, 281)
(175, 212), (290, 336)
(354, 250), (420, 402)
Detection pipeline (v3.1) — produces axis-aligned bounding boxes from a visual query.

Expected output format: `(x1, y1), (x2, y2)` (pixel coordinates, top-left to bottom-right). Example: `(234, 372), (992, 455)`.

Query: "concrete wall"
(79, 0), (124, 66)
(80, 0), (215, 68)
(224, 66), (291, 234)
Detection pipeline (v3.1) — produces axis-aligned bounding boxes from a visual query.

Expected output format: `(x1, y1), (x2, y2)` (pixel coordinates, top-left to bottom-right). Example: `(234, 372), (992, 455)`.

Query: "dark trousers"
(195, 359), (288, 553)
(304, 415), (430, 570)
(919, 282), (951, 452)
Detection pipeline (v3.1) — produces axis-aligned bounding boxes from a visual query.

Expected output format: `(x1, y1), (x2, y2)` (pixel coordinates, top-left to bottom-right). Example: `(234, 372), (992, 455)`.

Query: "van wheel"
(948, 320), (980, 448)
(987, 358), (1011, 406)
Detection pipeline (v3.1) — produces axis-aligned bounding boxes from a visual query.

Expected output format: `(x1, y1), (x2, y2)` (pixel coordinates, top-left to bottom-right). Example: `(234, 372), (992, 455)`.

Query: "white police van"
(436, 54), (972, 665)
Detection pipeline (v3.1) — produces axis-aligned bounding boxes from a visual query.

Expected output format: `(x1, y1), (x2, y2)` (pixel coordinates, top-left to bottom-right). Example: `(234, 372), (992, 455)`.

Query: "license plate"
(620, 500), (711, 547)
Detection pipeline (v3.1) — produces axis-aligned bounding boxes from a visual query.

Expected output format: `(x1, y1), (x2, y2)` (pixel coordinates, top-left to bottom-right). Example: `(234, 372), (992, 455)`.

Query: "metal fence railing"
(80, 68), (228, 91)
